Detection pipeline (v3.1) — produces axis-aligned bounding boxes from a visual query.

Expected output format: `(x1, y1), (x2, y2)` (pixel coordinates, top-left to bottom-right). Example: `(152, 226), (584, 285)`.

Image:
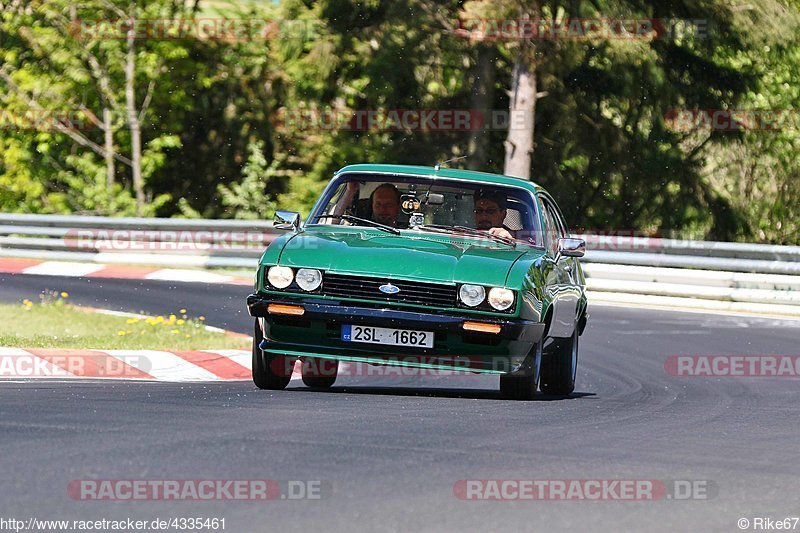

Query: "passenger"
(473, 189), (515, 240)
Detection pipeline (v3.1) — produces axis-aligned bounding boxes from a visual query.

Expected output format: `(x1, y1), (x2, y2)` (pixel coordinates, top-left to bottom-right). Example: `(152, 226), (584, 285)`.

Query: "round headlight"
(459, 284), (486, 307)
(488, 287), (515, 311)
(296, 268), (322, 291)
(267, 266), (293, 289)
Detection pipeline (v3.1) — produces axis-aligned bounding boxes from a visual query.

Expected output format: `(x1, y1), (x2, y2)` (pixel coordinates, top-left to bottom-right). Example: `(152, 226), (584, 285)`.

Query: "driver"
(330, 181), (401, 228)
(473, 189), (515, 241)
(370, 183), (401, 227)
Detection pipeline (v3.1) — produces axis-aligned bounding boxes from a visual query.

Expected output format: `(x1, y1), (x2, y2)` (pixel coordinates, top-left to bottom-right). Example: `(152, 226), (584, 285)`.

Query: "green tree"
(217, 141), (278, 219)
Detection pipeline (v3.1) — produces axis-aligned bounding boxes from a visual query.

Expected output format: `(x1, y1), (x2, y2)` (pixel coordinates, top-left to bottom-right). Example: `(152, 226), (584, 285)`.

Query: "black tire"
(539, 328), (578, 396)
(252, 319), (293, 390)
(500, 341), (543, 400)
(301, 357), (338, 389)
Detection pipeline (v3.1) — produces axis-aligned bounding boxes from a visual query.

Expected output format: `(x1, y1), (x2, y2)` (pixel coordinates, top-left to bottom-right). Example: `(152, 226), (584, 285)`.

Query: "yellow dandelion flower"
(117, 330), (126, 336)
(198, 316), (205, 321)
(177, 319), (185, 325)
(125, 318), (140, 324)
(179, 308), (187, 314)
(60, 292), (69, 298)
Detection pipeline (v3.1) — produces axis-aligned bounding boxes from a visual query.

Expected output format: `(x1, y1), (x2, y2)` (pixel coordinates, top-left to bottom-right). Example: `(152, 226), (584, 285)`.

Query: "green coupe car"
(246, 164), (587, 399)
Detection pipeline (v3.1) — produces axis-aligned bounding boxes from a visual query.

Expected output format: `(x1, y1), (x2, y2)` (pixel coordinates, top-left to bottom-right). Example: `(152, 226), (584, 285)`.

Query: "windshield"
(308, 173), (543, 247)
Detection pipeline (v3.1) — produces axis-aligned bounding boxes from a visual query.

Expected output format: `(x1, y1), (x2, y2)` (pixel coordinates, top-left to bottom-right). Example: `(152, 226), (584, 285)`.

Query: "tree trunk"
(103, 107), (114, 188)
(125, 3), (144, 214)
(467, 43), (496, 170)
(503, 46), (537, 180)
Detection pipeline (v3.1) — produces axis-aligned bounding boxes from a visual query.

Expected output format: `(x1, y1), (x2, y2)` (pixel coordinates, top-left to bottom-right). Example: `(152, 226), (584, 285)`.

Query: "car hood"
(276, 228), (532, 286)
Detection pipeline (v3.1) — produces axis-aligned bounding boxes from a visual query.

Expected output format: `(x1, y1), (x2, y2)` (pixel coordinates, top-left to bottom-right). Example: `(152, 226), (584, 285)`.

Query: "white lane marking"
(103, 350), (219, 381)
(73, 306), (252, 338)
(0, 348), (74, 377)
(22, 261), (105, 277)
(88, 308), (148, 318)
(144, 269), (235, 283)
(590, 298), (800, 322)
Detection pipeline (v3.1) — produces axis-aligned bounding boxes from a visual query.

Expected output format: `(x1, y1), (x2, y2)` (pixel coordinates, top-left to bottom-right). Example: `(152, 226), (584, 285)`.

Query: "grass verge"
(0, 292), (249, 350)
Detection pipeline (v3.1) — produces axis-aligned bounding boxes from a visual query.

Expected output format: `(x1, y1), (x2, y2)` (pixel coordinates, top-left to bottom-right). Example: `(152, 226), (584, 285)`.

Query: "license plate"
(341, 325), (434, 348)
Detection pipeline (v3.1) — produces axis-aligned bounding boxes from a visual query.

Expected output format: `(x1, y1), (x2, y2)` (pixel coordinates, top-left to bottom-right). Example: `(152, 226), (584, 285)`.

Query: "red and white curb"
(0, 348), (249, 381)
(0, 258), (251, 286)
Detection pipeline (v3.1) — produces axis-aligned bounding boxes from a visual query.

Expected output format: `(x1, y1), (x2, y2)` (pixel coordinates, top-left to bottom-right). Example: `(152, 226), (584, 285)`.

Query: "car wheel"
(539, 328), (578, 396)
(252, 319), (293, 390)
(301, 357), (338, 389)
(500, 341), (543, 400)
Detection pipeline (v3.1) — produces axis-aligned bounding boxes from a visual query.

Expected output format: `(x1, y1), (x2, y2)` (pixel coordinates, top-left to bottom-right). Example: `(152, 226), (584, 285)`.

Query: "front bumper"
(246, 293), (545, 373)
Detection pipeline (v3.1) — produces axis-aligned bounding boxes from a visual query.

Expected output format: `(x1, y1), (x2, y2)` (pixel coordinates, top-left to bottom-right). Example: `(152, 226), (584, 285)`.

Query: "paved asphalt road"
(1, 273), (799, 532)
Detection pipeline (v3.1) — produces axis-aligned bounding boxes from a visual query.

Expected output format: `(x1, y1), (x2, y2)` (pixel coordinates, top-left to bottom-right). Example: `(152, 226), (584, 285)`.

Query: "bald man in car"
(370, 183), (401, 227)
(331, 181), (401, 228)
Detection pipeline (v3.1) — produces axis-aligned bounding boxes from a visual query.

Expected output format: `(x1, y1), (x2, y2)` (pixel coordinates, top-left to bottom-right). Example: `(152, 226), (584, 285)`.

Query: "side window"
(551, 203), (568, 239)
(541, 197), (566, 257)
(540, 200), (556, 257)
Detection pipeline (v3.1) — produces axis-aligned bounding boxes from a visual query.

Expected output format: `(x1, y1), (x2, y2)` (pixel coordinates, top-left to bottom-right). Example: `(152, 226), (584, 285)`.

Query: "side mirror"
(274, 210), (301, 232)
(557, 237), (585, 259)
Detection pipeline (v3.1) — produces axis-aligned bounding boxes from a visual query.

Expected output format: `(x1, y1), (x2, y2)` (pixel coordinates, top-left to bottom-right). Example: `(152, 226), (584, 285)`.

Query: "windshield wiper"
(417, 224), (517, 247)
(311, 214), (401, 235)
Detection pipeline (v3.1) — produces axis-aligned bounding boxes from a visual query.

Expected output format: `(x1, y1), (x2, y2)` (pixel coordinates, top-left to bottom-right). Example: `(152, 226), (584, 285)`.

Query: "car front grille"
(321, 273), (457, 309)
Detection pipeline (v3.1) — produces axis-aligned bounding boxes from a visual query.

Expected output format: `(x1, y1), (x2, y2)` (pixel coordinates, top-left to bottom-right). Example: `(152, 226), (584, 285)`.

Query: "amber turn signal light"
(267, 304), (305, 316)
(462, 321), (501, 334)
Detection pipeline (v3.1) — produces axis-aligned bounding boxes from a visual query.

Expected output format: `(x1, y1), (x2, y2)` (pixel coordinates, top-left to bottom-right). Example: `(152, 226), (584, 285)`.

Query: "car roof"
(334, 164), (544, 193)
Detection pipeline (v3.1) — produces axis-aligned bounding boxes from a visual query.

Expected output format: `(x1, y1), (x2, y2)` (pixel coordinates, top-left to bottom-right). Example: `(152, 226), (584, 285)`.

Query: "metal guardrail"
(575, 233), (800, 262)
(0, 214), (275, 265)
(581, 250), (800, 275)
(0, 213), (275, 230)
(1, 214), (798, 312)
